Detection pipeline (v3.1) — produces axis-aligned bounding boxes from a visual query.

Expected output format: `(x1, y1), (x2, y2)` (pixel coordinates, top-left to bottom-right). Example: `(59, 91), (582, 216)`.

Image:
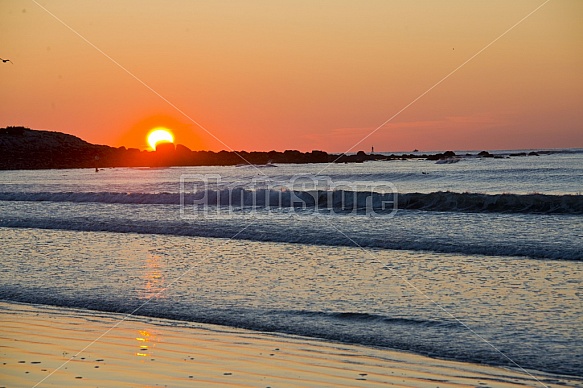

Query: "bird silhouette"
(0, 58), (13, 64)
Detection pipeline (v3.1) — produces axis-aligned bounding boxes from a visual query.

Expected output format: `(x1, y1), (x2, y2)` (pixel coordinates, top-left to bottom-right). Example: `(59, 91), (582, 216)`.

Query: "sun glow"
(147, 128), (174, 150)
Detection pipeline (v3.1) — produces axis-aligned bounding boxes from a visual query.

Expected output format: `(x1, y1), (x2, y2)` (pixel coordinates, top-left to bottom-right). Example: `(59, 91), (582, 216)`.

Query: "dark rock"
(0, 126), (26, 135)
(0, 126), (528, 170)
(155, 142), (175, 153)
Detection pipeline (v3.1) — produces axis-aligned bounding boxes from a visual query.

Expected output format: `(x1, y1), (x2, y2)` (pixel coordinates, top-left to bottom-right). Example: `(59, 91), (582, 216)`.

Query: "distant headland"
(0, 126), (550, 170)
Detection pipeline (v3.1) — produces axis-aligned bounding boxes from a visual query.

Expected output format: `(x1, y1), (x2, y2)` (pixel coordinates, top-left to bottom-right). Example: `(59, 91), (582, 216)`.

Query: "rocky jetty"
(0, 126), (550, 170)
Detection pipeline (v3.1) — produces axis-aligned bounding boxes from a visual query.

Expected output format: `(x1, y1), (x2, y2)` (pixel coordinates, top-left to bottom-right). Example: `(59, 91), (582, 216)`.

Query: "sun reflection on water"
(141, 253), (166, 300)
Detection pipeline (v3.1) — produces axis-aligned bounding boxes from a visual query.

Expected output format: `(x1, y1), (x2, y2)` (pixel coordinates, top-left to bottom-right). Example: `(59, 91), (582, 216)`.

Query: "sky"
(1, 0), (582, 152)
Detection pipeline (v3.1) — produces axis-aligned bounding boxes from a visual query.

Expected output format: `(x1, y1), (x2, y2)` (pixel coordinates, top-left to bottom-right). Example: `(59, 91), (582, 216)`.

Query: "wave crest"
(0, 190), (580, 214)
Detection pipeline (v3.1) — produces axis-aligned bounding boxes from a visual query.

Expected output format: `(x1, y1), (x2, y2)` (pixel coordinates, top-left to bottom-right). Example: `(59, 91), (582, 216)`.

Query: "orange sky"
(1, 1), (582, 152)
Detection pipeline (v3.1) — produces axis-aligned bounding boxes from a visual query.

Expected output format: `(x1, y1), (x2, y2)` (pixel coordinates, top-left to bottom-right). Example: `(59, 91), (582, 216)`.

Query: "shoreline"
(1, 301), (580, 387)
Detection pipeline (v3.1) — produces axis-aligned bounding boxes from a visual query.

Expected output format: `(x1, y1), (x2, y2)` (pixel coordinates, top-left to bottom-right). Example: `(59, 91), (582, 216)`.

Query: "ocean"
(0, 149), (581, 377)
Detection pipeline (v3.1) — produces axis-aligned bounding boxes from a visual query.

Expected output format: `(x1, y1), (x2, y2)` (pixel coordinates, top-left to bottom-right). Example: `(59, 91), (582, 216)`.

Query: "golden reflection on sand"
(134, 329), (158, 358)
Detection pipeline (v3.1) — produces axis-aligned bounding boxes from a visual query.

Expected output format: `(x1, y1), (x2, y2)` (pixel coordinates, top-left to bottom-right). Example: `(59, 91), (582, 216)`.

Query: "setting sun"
(147, 128), (174, 150)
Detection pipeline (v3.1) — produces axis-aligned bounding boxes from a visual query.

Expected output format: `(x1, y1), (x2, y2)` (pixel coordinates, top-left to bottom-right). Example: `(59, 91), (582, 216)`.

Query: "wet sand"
(0, 301), (579, 388)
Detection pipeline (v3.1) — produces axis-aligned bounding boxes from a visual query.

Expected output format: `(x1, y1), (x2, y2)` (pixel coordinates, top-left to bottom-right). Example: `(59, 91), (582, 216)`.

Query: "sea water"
(0, 150), (581, 377)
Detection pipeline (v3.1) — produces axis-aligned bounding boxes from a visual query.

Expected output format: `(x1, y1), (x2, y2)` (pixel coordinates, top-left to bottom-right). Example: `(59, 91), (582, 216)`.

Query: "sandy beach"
(0, 301), (578, 388)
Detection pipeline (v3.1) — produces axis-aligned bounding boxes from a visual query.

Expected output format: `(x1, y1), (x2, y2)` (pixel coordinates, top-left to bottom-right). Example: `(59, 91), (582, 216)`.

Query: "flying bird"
(0, 58), (13, 64)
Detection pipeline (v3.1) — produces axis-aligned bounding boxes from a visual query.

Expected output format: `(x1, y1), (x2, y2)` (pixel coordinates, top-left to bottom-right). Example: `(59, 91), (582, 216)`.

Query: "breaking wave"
(0, 190), (581, 214)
